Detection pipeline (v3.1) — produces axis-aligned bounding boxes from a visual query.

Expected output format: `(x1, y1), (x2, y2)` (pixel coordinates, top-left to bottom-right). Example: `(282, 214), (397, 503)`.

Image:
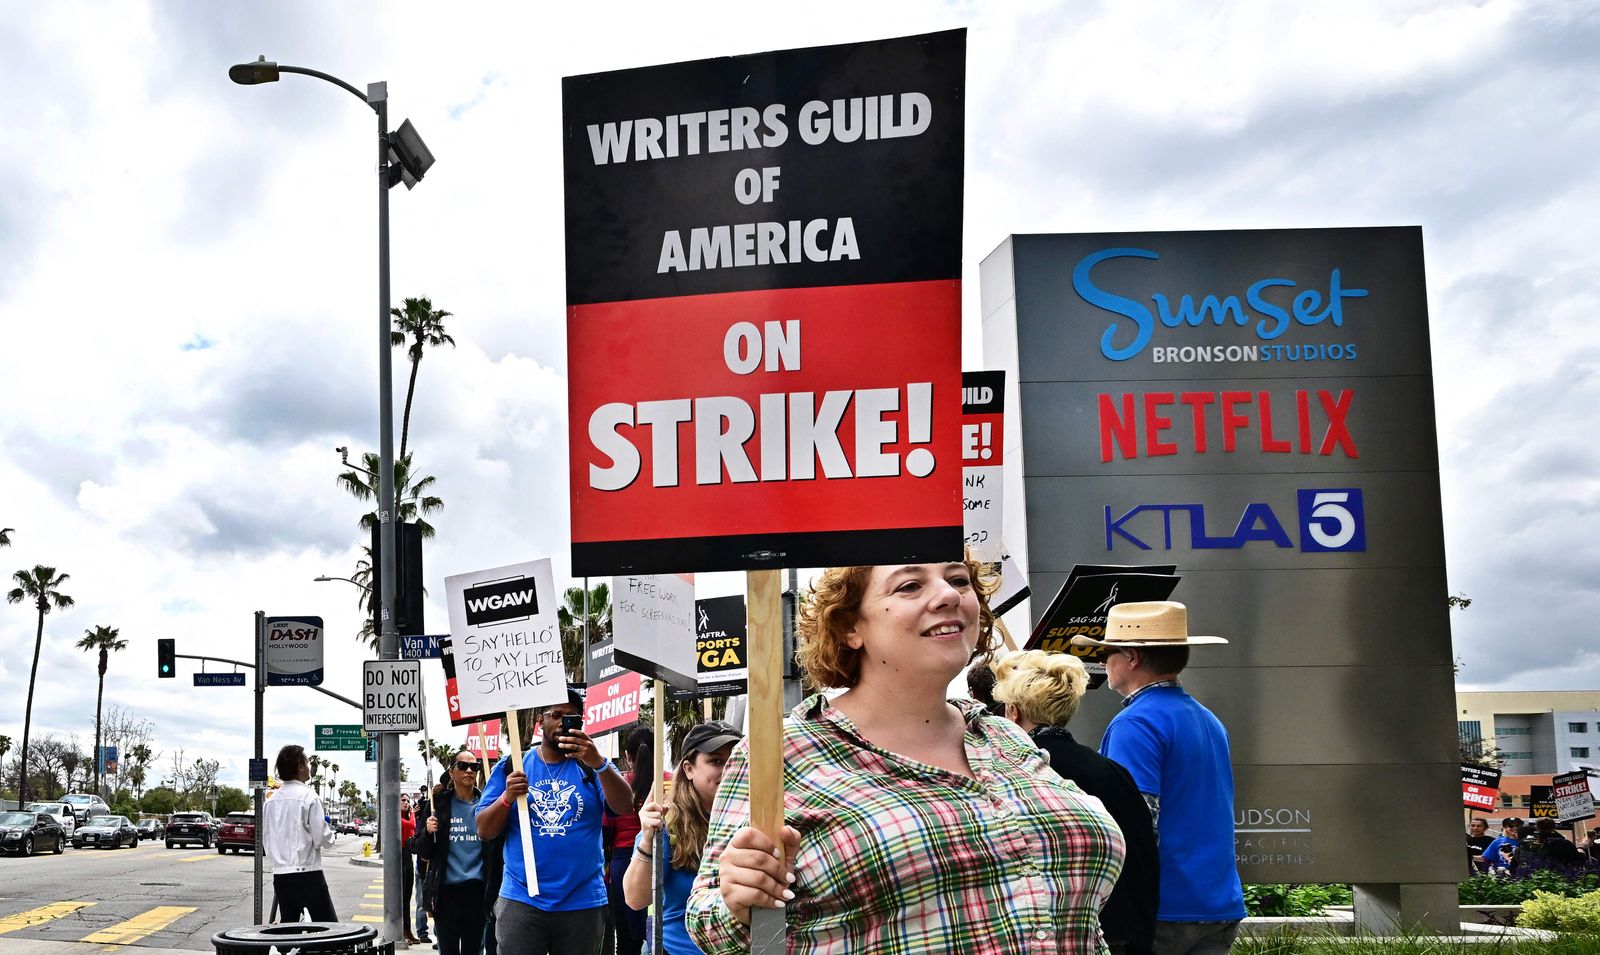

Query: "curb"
(350, 855), (384, 868)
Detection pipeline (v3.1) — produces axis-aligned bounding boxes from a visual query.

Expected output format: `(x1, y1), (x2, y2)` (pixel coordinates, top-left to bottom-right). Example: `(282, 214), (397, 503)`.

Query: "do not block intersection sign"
(363, 660), (423, 733)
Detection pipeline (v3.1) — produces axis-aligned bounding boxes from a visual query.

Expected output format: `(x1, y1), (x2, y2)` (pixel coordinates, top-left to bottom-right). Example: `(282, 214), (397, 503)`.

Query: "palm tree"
(7, 566), (74, 806)
(75, 625), (127, 794)
(0, 528), (13, 547)
(338, 453), (442, 648)
(556, 583), (612, 683)
(337, 451), (444, 538)
(389, 296), (455, 460)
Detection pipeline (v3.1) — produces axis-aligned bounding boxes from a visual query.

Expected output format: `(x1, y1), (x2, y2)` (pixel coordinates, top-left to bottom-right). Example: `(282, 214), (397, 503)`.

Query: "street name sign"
(195, 673), (246, 687)
(400, 634), (445, 659)
(362, 660), (423, 733)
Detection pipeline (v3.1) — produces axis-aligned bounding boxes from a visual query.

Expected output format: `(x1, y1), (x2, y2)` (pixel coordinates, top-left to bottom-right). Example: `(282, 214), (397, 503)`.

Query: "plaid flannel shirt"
(686, 694), (1125, 954)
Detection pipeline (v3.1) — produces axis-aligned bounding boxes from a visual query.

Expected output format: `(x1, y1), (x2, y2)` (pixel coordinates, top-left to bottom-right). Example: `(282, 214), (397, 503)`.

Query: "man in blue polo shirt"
(1075, 601), (1245, 955)
(476, 689), (636, 954)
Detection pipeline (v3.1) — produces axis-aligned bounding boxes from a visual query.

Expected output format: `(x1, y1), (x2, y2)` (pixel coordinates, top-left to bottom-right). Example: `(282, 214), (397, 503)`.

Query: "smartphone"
(561, 714), (583, 738)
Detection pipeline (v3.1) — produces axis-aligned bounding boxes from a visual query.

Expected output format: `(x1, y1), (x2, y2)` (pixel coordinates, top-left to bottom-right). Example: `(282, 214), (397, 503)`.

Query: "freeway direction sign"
(314, 724), (368, 752)
(195, 673), (246, 687)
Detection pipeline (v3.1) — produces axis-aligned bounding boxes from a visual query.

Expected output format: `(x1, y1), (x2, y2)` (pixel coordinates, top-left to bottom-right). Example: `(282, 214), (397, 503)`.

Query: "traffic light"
(157, 638), (175, 678)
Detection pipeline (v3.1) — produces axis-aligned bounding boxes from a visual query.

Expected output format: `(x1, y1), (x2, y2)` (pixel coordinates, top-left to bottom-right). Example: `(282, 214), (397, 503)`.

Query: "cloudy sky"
(2, 0), (1595, 795)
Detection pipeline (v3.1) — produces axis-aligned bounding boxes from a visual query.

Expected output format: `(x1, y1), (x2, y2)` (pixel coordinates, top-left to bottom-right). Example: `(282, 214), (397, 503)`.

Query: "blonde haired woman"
(994, 650), (1159, 955)
(625, 722), (743, 955)
(686, 561), (1124, 954)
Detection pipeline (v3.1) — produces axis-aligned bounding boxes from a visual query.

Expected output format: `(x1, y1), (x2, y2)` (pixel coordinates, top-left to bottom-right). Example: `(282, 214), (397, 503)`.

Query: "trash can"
(212, 922), (380, 955)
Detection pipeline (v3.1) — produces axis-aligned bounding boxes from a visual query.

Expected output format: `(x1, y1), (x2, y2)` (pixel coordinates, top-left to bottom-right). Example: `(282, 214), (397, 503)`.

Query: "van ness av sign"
(563, 30), (967, 575)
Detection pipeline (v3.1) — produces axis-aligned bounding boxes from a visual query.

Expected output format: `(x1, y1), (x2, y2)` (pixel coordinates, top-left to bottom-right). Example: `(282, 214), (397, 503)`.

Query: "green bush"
(1244, 884), (1354, 917)
(1462, 871), (1600, 905)
(1520, 889), (1600, 933)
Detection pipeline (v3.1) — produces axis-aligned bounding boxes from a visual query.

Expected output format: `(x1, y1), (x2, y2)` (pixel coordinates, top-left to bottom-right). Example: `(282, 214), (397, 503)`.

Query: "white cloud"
(2, 0), (1597, 792)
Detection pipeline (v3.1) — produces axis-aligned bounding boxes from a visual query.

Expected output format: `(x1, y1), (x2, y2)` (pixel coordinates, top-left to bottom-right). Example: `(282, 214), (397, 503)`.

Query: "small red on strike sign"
(1462, 764), (1501, 810)
(584, 671), (643, 737)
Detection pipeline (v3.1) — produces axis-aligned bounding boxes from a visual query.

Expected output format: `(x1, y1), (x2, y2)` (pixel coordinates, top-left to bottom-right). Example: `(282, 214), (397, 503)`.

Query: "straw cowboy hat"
(1068, 601), (1228, 648)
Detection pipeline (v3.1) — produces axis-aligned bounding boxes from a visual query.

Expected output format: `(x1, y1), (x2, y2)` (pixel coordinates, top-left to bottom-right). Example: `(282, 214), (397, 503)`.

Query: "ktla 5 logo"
(1105, 488), (1366, 553)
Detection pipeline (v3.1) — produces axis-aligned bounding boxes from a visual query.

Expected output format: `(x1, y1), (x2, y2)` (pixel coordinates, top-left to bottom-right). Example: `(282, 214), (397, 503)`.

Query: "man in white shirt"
(263, 744), (338, 922)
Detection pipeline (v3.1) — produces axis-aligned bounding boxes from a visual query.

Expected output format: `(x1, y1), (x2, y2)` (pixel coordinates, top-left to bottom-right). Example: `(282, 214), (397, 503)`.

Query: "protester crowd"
(1468, 814), (1591, 874)
(267, 564), (1246, 955)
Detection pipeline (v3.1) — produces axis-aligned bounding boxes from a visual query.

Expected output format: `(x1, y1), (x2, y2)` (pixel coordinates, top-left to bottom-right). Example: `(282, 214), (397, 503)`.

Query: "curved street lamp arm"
(278, 65), (375, 111)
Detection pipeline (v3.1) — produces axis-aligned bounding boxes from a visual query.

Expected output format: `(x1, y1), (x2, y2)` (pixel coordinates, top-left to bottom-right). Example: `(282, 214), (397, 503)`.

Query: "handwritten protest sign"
(612, 573), (698, 689)
(445, 559), (568, 716)
(444, 558), (567, 894)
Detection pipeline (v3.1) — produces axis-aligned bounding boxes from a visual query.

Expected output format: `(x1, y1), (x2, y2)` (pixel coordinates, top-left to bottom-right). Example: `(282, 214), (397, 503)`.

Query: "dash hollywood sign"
(564, 30), (966, 576)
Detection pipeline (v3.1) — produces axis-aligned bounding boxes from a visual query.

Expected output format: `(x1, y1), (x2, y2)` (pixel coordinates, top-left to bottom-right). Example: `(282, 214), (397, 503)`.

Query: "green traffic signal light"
(157, 638), (175, 678)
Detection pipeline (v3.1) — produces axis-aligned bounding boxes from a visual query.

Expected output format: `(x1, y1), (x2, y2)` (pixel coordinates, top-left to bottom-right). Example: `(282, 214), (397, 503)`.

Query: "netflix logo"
(1098, 388), (1357, 462)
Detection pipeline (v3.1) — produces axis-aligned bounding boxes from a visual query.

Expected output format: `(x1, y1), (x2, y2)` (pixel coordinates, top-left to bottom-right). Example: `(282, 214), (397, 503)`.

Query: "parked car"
(59, 793), (111, 826)
(135, 818), (165, 840)
(216, 812), (256, 854)
(165, 811), (215, 848)
(0, 811), (67, 855)
(357, 822), (376, 837)
(73, 814), (138, 849)
(25, 802), (76, 840)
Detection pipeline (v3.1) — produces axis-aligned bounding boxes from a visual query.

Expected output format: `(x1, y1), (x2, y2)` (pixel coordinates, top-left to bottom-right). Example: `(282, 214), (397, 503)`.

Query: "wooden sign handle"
(746, 569), (784, 855)
(503, 707), (539, 895)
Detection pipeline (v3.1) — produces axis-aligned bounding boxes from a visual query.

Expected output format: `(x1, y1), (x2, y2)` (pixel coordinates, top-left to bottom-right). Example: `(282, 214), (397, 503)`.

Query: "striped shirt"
(686, 694), (1125, 954)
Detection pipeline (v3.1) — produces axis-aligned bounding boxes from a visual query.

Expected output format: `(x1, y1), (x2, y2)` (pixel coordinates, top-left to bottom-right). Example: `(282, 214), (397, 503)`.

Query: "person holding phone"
(477, 686), (634, 954)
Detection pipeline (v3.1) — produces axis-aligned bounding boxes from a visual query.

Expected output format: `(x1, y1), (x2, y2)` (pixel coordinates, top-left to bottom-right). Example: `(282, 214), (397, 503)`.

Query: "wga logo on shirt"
(530, 778), (582, 837)
(464, 577), (539, 627)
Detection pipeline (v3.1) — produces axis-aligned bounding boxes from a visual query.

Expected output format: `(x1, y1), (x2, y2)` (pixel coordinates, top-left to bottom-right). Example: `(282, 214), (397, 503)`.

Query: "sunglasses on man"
(454, 760), (481, 771)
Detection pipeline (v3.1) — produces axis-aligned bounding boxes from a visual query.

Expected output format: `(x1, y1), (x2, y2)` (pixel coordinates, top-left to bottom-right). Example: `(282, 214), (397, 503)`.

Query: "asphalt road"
(0, 836), (400, 952)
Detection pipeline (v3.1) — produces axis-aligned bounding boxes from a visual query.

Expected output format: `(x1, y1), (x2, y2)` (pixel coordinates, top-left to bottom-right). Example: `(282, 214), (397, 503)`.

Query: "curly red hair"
(796, 558), (1003, 690)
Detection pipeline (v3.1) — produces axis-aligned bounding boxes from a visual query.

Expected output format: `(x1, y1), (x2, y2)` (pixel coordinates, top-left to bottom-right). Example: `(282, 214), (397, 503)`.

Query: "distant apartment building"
(1457, 690), (1600, 776)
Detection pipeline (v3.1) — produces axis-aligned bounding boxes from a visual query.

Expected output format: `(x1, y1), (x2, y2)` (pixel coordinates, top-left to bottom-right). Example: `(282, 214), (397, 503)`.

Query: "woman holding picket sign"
(623, 721), (743, 954)
(685, 557), (1126, 954)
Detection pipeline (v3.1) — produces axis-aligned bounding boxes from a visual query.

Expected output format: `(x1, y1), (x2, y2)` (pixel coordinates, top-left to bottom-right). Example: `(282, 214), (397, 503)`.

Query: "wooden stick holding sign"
(652, 680), (667, 955)
(502, 708), (538, 895)
(746, 569), (787, 950)
(417, 681), (436, 816)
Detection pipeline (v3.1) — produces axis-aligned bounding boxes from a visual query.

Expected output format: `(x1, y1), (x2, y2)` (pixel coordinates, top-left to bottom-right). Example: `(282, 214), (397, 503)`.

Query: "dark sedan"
(0, 811), (66, 855)
(135, 818), (166, 840)
(74, 814), (139, 849)
(165, 811), (214, 848)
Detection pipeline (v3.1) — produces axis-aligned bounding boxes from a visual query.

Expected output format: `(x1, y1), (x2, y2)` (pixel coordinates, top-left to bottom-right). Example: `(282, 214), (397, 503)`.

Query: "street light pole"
(230, 57), (433, 947)
(370, 78), (406, 951)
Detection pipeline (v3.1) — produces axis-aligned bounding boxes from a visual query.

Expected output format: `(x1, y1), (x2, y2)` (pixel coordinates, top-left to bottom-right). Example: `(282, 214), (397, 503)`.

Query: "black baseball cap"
(682, 721), (742, 758)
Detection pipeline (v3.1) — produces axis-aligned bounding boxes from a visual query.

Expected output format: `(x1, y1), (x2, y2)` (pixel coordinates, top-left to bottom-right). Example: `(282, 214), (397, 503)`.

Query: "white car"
(25, 802), (76, 840)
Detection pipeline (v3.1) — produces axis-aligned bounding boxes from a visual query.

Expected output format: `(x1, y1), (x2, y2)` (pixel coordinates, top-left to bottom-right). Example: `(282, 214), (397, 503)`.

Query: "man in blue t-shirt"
(1074, 601), (1245, 955)
(1479, 818), (1524, 872)
(476, 688), (635, 954)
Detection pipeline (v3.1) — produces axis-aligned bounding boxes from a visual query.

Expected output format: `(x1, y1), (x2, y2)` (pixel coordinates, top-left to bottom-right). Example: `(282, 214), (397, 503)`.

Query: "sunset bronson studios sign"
(982, 228), (1459, 888)
(563, 30), (966, 575)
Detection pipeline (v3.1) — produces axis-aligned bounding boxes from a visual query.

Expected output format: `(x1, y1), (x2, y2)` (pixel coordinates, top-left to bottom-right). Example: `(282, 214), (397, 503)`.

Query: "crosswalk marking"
(178, 853), (225, 864)
(363, 894), (384, 899)
(351, 916), (383, 923)
(0, 902), (94, 936)
(81, 906), (197, 945)
(360, 903), (383, 909)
